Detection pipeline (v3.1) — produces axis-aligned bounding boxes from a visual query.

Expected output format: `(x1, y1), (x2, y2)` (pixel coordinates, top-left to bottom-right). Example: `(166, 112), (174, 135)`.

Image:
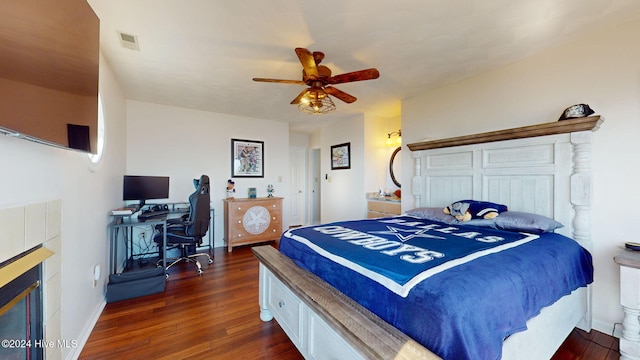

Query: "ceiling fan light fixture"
(297, 88), (335, 114)
(254, 48), (379, 114)
(299, 96), (311, 106)
(298, 93), (335, 114)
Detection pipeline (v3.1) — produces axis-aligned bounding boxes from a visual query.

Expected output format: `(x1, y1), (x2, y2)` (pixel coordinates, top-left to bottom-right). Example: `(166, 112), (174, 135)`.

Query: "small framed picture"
(231, 138), (264, 178)
(330, 142), (351, 170)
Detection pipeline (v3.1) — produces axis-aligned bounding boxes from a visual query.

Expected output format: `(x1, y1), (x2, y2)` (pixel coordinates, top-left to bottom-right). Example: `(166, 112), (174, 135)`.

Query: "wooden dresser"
(366, 196), (401, 218)
(223, 197), (283, 252)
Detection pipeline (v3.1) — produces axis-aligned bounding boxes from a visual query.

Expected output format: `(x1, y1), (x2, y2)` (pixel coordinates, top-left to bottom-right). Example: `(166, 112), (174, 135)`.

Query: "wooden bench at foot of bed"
(252, 245), (441, 360)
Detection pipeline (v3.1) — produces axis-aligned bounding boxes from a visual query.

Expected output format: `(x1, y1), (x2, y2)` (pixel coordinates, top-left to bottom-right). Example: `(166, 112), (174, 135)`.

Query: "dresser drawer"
(231, 201), (281, 217)
(229, 224), (282, 244)
(307, 310), (364, 360)
(385, 202), (401, 214)
(367, 200), (385, 213)
(367, 199), (401, 218)
(268, 272), (303, 345)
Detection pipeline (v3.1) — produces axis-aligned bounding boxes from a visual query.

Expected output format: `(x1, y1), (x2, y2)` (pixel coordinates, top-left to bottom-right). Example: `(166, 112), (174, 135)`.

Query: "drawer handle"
(237, 220), (241, 223)
(278, 300), (285, 308)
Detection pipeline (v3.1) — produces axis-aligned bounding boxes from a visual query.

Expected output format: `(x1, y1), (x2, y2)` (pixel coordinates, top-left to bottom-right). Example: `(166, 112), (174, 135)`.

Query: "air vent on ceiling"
(117, 31), (140, 51)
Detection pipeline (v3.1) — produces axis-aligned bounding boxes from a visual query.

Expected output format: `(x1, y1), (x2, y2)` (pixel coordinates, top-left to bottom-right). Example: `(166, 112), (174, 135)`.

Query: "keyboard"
(138, 210), (169, 220)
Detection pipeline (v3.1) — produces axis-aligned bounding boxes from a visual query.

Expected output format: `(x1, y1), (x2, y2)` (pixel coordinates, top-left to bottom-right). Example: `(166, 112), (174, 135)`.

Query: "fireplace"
(0, 200), (62, 359)
(0, 246), (52, 360)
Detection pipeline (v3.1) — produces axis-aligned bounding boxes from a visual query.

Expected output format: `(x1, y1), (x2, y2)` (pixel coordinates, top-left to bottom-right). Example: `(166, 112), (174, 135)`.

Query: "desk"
(108, 207), (214, 275)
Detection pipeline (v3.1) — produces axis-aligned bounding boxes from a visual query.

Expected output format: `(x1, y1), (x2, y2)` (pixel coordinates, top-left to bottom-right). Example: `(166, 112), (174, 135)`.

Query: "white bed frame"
(255, 117), (602, 360)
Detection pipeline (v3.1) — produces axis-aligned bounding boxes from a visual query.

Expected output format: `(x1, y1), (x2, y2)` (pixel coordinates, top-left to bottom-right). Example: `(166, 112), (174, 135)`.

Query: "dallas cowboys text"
(313, 218), (505, 264)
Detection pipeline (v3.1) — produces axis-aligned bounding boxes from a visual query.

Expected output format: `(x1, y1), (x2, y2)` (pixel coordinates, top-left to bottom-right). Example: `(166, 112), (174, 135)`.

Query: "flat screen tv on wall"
(0, 0), (100, 153)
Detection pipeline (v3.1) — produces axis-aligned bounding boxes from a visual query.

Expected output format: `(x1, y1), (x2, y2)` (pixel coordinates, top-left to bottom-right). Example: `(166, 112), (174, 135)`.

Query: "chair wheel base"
(156, 251), (212, 277)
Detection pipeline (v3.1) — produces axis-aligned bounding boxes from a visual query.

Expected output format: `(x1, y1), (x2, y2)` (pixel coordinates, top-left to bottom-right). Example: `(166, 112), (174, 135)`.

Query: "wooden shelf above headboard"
(406, 116), (603, 151)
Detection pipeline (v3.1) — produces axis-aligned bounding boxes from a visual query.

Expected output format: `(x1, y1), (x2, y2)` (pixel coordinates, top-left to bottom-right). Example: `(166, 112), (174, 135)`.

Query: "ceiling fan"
(253, 48), (380, 114)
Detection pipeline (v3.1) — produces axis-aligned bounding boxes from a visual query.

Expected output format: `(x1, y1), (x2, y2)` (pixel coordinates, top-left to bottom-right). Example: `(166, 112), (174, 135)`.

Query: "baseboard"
(66, 298), (106, 360)
(592, 318), (621, 339)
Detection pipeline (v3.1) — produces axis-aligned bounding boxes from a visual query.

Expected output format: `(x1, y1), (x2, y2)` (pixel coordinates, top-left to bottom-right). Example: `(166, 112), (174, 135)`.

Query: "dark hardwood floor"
(552, 328), (619, 360)
(80, 245), (619, 360)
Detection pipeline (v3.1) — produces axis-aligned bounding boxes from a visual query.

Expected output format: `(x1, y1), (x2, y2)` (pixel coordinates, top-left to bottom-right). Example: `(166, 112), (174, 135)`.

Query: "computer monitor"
(123, 175), (170, 207)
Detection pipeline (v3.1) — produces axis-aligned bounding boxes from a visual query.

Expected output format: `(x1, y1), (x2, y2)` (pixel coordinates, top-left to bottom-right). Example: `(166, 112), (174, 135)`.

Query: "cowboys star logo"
(372, 226), (445, 242)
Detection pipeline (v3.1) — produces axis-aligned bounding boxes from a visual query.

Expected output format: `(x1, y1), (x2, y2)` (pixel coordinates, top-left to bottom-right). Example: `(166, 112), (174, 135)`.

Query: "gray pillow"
(405, 208), (503, 227)
(493, 211), (564, 233)
(405, 207), (457, 224)
(405, 208), (563, 234)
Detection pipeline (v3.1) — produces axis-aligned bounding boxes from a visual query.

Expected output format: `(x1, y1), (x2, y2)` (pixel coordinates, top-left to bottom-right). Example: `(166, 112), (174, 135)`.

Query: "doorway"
(289, 147), (306, 227)
(309, 148), (321, 224)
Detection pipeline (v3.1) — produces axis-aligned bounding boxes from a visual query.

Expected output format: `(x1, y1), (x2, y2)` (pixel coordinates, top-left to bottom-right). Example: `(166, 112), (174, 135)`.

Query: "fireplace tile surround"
(0, 200), (62, 360)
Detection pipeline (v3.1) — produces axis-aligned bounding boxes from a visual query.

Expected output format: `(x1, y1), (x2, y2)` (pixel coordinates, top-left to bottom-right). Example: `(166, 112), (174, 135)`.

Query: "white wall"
(310, 113), (401, 222)
(0, 55), (127, 358)
(402, 17), (640, 335)
(125, 101), (291, 246)
(364, 114), (390, 196)
(382, 115), (402, 192)
(318, 115), (366, 222)
(290, 132), (310, 148)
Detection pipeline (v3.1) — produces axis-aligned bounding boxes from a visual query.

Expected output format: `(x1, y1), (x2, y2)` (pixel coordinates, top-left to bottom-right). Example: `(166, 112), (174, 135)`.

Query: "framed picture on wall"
(231, 138), (264, 177)
(330, 142), (351, 170)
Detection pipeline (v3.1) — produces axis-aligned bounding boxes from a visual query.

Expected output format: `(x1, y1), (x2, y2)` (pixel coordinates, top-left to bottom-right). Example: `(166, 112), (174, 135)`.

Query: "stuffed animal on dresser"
(226, 179), (236, 199)
(444, 200), (508, 222)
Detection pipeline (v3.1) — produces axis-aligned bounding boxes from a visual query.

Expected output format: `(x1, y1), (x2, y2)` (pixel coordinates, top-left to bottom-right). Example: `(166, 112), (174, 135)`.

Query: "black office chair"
(154, 175), (213, 276)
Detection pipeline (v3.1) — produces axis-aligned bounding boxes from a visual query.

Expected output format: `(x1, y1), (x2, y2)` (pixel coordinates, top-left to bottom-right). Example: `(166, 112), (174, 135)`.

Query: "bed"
(254, 116), (602, 360)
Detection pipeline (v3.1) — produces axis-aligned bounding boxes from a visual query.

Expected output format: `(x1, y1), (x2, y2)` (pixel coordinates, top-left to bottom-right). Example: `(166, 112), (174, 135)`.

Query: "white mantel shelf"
(406, 116), (603, 151)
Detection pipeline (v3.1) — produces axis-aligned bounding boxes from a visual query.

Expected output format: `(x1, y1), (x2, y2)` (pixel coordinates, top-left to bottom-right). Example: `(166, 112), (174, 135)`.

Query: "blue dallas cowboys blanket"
(279, 216), (593, 360)
(282, 216), (538, 297)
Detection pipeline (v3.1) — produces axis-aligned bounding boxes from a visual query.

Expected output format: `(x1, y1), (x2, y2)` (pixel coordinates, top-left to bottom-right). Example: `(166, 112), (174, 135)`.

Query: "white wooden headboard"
(408, 117), (602, 252)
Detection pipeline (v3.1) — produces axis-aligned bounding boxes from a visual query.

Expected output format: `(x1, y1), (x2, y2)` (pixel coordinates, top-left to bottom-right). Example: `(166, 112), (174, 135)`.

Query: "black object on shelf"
(625, 242), (640, 251)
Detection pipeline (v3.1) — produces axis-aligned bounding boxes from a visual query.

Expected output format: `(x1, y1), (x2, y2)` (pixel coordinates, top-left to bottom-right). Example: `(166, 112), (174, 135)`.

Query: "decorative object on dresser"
(614, 250), (640, 360)
(231, 138), (264, 177)
(223, 197), (283, 252)
(226, 179), (235, 199)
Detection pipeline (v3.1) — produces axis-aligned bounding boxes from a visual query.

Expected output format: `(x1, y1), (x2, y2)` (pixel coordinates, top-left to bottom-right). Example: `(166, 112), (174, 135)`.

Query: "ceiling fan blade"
(290, 88), (310, 104)
(295, 48), (319, 79)
(253, 78), (305, 85)
(324, 86), (357, 103)
(329, 68), (380, 84)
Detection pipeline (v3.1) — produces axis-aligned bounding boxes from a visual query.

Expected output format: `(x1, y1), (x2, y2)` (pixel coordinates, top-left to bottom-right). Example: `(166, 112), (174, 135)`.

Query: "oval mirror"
(390, 146), (401, 188)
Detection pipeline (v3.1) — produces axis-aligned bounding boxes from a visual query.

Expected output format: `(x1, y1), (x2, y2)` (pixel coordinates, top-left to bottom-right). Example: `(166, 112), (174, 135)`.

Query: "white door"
(289, 147), (306, 227)
(310, 148), (321, 224)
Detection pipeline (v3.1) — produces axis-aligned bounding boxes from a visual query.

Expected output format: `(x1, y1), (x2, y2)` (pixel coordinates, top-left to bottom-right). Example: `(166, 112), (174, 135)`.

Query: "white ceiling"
(87, 0), (640, 133)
